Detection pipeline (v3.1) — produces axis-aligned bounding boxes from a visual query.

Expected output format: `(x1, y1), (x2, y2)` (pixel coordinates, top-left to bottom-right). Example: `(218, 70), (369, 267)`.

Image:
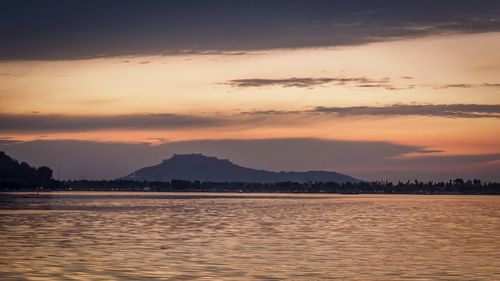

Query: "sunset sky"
(1, 0), (499, 181)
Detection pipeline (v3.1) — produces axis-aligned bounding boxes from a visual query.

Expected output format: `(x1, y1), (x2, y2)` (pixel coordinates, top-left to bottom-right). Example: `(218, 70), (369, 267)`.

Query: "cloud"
(0, 72), (25, 77)
(1, 1), (500, 60)
(433, 82), (500, 89)
(434, 84), (475, 89)
(311, 104), (500, 118)
(0, 111), (318, 133)
(246, 104), (500, 119)
(0, 113), (225, 132)
(355, 84), (415, 91)
(225, 77), (390, 88)
(482, 83), (500, 87)
(1, 104), (499, 134)
(416, 149), (444, 154)
(0, 137), (22, 145)
(372, 153), (500, 181)
(146, 137), (170, 143)
(241, 110), (304, 115)
(225, 78), (500, 90)
(225, 76), (420, 90)
(389, 153), (500, 165)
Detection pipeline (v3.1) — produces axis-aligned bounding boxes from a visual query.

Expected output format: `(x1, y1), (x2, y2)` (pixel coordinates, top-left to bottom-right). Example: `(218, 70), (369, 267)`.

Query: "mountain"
(123, 153), (360, 183)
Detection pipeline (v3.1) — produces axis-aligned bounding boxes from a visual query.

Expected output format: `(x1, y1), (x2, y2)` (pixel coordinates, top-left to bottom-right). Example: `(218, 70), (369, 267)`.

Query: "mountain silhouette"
(123, 153), (360, 183)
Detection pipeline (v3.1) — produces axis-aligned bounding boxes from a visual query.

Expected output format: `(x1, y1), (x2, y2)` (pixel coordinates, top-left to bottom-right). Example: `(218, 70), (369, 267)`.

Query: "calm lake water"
(0, 192), (499, 280)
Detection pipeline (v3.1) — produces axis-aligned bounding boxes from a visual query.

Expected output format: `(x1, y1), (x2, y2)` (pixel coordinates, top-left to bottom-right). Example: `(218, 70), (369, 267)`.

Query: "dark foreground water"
(0, 192), (499, 280)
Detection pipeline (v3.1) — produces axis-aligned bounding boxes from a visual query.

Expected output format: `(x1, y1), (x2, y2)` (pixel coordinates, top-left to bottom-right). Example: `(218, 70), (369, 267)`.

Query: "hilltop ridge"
(123, 153), (360, 183)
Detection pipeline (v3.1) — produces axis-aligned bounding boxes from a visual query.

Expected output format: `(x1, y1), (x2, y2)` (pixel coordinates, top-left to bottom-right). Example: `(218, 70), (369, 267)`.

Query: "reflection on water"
(0, 192), (499, 280)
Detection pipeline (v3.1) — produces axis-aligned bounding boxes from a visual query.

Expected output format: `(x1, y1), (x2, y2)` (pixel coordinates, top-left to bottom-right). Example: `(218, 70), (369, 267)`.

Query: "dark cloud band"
(0, 113), (223, 132)
(311, 104), (500, 118)
(1, 103), (499, 133)
(246, 104), (500, 119)
(226, 77), (500, 90)
(1, 0), (500, 60)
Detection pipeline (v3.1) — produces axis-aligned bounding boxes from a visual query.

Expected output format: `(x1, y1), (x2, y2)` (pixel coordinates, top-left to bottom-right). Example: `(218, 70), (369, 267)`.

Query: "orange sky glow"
(1, 33), (499, 157)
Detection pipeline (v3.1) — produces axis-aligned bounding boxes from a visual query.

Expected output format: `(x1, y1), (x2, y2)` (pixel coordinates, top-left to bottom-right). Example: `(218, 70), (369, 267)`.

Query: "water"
(0, 192), (499, 280)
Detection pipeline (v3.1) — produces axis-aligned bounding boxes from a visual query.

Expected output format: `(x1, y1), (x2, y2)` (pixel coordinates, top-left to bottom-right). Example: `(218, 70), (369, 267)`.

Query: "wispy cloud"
(416, 149), (445, 154)
(434, 82), (500, 89)
(0, 137), (22, 145)
(226, 78), (500, 91)
(312, 104), (500, 118)
(355, 84), (415, 91)
(482, 83), (500, 87)
(146, 137), (171, 143)
(434, 83), (475, 89)
(0, 72), (26, 77)
(225, 77), (390, 88)
(247, 104), (500, 119)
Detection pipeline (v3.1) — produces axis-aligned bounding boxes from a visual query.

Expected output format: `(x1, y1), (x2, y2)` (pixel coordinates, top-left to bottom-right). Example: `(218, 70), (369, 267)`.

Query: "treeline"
(0, 151), (60, 190)
(4, 178), (496, 194)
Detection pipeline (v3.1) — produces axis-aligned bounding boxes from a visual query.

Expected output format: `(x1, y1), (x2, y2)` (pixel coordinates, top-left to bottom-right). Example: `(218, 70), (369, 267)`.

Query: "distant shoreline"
(1, 191), (499, 200)
(2, 181), (500, 196)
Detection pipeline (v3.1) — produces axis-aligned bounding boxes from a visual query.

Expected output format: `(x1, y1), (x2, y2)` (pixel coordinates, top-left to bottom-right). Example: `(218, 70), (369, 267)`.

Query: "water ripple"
(0, 193), (499, 280)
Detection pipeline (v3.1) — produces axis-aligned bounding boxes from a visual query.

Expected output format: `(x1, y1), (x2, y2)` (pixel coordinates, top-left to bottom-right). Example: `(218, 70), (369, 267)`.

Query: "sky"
(1, 0), (499, 181)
